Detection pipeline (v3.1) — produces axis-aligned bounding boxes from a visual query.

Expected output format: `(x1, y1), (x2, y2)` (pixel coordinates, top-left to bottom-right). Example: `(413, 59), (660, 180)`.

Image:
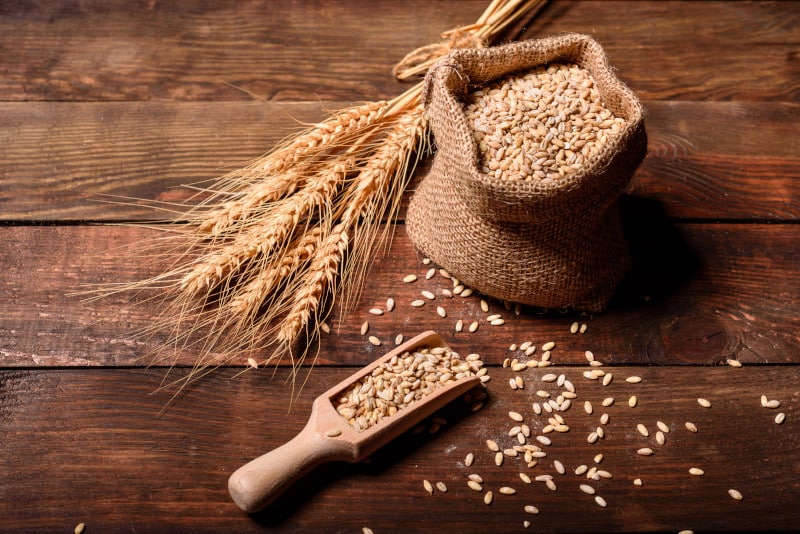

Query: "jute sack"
(406, 34), (647, 312)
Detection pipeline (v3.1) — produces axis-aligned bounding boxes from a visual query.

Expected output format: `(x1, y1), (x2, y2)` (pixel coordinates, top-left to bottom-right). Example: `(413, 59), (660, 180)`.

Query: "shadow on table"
(608, 194), (702, 311)
(248, 385), (486, 526)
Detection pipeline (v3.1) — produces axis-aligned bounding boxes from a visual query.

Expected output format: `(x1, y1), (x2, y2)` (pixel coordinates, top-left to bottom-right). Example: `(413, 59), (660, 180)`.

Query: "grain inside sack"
(407, 34), (647, 312)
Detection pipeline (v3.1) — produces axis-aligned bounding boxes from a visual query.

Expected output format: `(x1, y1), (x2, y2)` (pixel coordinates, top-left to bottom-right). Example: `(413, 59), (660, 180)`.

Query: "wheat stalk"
(98, 0), (546, 395)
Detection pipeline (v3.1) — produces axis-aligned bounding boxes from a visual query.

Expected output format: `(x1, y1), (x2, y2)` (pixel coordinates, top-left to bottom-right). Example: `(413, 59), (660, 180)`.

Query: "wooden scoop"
(228, 331), (481, 513)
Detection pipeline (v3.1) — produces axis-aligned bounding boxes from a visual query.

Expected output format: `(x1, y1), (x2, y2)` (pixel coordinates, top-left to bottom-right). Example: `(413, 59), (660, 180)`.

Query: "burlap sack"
(406, 34), (647, 312)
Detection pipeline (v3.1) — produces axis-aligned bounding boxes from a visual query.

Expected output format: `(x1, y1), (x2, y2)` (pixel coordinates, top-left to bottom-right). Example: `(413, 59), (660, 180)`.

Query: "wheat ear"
(91, 0), (547, 397)
(192, 100), (388, 236)
(179, 160), (349, 297)
(276, 107), (427, 353)
(228, 225), (323, 318)
(194, 168), (304, 236)
(277, 223), (349, 349)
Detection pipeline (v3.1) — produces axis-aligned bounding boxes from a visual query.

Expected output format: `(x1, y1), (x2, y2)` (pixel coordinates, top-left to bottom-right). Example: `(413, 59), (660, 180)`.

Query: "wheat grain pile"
(465, 63), (626, 182)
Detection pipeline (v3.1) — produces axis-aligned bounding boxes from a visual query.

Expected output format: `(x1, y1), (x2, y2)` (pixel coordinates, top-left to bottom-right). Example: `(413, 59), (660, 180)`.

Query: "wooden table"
(2, 1), (799, 532)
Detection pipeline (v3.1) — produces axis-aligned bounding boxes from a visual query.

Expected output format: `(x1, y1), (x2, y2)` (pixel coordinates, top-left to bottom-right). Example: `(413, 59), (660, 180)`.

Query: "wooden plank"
(1, 223), (797, 368)
(2, 101), (799, 221)
(0, 101), (342, 221)
(524, 1), (800, 101)
(1, 1), (797, 102)
(0, 0), (486, 102)
(633, 101), (800, 220)
(2, 366), (798, 532)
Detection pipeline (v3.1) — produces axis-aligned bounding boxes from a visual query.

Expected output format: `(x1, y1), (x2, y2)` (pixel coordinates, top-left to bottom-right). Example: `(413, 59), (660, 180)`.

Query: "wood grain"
(633, 102), (800, 220)
(1, 223), (797, 368)
(2, 1), (799, 532)
(2, 366), (798, 532)
(524, 1), (800, 101)
(1, 1), (797, 102)
(0, 0), (485, 102)
(0, 101), (341, 221)
(2, 101), (799, 221)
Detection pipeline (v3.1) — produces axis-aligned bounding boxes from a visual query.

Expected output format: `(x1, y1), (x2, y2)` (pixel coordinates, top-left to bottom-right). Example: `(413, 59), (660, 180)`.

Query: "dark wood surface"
(1, 1), (799, 532)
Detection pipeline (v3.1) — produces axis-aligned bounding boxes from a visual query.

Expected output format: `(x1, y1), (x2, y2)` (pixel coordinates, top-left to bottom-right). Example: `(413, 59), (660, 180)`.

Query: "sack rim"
(423, 33), (645, 200)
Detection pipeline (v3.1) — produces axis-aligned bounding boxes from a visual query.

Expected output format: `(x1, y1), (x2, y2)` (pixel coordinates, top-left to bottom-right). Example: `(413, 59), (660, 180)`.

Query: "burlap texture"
(406, 34), (647, 312)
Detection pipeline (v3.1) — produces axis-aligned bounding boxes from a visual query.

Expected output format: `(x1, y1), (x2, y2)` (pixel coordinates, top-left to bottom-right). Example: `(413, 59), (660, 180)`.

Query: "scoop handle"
(228, 422), (352, 513)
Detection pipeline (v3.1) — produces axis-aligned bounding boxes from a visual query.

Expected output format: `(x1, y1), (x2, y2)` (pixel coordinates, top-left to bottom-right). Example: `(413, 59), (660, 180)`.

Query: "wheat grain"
(728, 488), (743, 501)
(466, 61), (628, 185)
(335, 345), (483, 432)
